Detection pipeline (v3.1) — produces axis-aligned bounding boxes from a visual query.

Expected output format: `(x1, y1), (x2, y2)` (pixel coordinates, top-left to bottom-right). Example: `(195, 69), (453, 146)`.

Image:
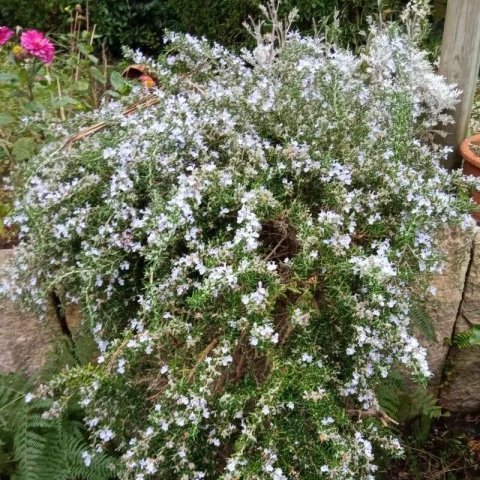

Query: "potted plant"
(460, 133), (480, 221)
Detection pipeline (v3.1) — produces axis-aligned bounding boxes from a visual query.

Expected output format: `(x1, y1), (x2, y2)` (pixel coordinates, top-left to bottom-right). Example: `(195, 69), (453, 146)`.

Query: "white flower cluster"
(3, 3), (477, 479)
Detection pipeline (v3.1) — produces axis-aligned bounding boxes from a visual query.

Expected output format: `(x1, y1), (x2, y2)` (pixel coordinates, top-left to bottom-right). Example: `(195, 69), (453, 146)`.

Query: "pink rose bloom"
(0, 26), (14, 46)
(20, 29), (55, 65)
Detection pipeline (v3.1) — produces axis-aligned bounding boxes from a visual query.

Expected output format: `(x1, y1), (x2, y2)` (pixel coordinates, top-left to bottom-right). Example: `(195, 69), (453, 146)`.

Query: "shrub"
(1, 0), (410, 55)
(2, 1), (478, 478)
(0, 0), (70, 35)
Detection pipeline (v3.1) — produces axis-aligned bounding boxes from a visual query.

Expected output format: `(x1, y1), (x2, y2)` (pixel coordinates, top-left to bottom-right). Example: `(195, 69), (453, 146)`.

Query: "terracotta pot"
(122, 64), (158, 86)
(460, 133), (480, 222)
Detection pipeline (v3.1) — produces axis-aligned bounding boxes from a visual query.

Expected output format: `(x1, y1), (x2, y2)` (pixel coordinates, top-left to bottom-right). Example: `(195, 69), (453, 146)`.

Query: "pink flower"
(0, 27), (14, 46)
(20, 29), (55, 65)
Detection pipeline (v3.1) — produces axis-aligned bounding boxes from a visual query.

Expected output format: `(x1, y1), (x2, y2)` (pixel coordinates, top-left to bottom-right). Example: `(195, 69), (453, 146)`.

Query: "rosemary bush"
(2, 2), (478, 478)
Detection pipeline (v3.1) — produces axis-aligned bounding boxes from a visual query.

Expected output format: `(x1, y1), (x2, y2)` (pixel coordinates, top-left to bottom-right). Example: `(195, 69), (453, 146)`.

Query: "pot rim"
(460, 133), (480, 169)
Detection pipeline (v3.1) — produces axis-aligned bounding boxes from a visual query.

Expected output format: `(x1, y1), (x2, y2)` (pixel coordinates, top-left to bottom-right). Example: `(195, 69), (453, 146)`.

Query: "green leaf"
(24, 101), (45, 113)
(17, 68), (29, 84)
(78, 43), (91, 57)
(12, 137), (36, 161)
(104, 90), (120, 98)
(411, 301), (436, 342)
(51, 97), (78, 108)
(110, 71), (130, 95)
(0, 113), (15, 126)
(73, 80), (90, 92)
(470, 325), (480, 345)
(90, 67), (106, 84)
(455, 325), (480, 348)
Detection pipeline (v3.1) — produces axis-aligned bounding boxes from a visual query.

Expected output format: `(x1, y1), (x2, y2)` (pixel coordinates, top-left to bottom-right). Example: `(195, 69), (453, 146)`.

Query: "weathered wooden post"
(439, 0), (480, 169)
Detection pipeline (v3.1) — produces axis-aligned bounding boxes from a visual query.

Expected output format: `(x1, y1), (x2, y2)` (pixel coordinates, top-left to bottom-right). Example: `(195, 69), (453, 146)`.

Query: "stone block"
(439, 228), (480, 412)
(0, 249), (55, 375)
(422, 227), (475, 388)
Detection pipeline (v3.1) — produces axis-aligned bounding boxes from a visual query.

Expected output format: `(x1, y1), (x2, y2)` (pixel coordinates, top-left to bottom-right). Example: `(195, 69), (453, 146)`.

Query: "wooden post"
(439, 0), (480, 169)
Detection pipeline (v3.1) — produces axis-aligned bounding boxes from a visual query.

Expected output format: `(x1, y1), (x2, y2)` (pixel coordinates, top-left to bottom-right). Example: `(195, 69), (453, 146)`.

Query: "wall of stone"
(438, 227), (480, 412)
(418, 226), (480, 412)
(0, 249), (58, 375)
(422, 228), (474, 391)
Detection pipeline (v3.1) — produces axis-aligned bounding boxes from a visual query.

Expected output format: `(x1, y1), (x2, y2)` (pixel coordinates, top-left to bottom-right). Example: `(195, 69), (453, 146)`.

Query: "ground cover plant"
(2, 1), (479, 479)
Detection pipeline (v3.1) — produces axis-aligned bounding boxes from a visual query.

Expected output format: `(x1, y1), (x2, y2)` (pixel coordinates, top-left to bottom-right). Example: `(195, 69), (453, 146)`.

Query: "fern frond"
(12, 429), (49, 480)
(410, 415), (433, 448)
(411, 300), (437, 342)
(454, 325), (480, 349)
(377, 369), (442, 423)
(0, 374), (116, 480)
(377, 371), (404, 421)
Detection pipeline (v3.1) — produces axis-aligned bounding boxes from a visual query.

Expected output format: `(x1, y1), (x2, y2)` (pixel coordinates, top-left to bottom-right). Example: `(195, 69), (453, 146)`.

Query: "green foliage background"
(1, 0), (410, 55)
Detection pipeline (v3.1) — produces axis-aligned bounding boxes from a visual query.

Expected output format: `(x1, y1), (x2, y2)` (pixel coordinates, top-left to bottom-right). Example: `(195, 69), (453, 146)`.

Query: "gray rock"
(458, 228), (480, 325)
(422, 227), (475, 390)
(0, 249), (57, 376)
(439, 228), (480, 412)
